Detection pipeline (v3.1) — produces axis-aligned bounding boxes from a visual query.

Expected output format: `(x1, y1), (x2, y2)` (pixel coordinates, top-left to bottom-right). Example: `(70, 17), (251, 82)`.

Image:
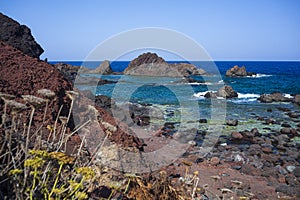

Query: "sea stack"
(124, 52), (207, 77)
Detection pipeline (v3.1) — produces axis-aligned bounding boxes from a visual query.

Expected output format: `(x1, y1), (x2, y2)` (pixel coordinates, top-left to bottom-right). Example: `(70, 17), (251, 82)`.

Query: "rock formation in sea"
(124, 52), (207, 77)
(205, 85), (238, 99)
(54, 62), (116, 85)
(0, 13), (44, 58)
(258, 92), (291, 103)
(226, 65), (256, 77)
(88, 60), (113, 74)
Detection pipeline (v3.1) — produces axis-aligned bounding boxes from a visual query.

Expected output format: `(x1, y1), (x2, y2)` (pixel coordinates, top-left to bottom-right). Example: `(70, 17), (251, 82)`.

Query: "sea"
(50, 61), (300, 135)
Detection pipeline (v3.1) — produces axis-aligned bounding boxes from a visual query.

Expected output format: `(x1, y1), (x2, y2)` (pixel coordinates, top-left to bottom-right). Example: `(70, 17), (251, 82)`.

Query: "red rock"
(231, 131), (243, 140)
(262, 147), (273, 154)
(209, 157), (220, 166)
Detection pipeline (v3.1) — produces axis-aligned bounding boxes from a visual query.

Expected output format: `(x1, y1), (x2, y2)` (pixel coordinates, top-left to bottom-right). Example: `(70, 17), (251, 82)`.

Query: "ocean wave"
(237, 93), (260, 99)
(247, 73), (272, 78)
(283, 93), (293, 98)
(187, 82), (213, 85)
(188, 80), (224, 86)
(193, 91), (216, 99)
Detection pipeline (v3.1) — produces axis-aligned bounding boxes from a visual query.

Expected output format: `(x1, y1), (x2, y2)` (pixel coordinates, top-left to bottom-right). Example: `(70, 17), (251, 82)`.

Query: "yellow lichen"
(76, 167), (95, 180)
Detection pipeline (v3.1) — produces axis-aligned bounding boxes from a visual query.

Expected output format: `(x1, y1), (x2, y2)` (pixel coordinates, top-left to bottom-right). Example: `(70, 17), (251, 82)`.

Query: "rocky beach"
(1, 12), (300, 200)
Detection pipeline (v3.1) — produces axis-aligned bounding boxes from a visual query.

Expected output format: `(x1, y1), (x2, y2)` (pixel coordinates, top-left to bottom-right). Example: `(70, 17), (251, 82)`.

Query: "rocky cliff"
(124, 52), (207, 77)
(0, 13), (44, 58)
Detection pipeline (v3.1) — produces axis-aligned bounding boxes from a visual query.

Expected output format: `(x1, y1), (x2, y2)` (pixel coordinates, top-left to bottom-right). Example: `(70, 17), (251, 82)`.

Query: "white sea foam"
(247, 74), (272, 78)
(187, 82), (213, 85)
(193, 91), (216, 99)
(283, 94), (293, 98)
(237, 93), (260, 99)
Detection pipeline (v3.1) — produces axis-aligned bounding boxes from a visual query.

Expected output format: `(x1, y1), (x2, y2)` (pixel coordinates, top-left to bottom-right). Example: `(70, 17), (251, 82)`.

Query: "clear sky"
(1, 0), (300, 61)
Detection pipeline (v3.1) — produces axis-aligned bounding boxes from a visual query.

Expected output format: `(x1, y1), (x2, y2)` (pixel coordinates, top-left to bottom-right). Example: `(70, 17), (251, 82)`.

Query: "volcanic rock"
(89, 60), (113, 74)
(0, 41), (144, 154)
(225, 65), (255, 77)
(231, 132), (243, 140)
(0, 13), (43, 58)
(294, 94), (300, 106)
(258, 92), (291, 103)
(124, 52), (207, 77)
(54, 63), (90, 82)
(217, 85), (238, 98)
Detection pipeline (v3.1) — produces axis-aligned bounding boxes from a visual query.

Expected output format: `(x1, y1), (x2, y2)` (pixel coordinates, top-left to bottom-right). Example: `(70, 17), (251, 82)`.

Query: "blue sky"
(1, 0), (300, 61)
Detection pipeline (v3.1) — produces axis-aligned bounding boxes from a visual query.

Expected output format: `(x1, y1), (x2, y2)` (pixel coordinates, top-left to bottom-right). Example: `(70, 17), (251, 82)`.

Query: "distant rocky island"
(226, 65), (256, 77)
(124, 52), (207, 77)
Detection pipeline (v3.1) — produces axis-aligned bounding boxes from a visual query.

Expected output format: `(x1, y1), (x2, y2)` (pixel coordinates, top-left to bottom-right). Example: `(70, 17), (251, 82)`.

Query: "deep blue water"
(51, 61), (300, 96)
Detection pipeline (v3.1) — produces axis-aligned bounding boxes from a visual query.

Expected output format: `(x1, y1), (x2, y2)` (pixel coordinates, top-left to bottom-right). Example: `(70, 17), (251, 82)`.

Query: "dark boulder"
(258, 92), (291, 103)
(226, 65), (253, 77)
(217, 85), (238, 98)
(0, 13), (43, 58)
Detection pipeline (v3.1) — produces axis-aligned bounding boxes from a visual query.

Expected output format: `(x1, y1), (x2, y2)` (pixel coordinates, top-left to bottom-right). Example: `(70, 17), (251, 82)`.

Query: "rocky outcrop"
(226, 65), (256, 77)
(54, 63), (115, 85)
(54, 63), (90, 82)
(89, 60), (113, 74)
(124, 52), (207, 77)
(258, 92), (291, 103)
(0, 13), (44, 58)
(0, 41), (144, 154)
(205, 85), (238, 99)
(294, 94), (300, 106)
(217, 85), (238, 98)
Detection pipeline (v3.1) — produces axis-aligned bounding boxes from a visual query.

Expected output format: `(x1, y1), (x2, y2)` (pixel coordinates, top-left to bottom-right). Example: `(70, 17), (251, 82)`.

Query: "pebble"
(231, 131), (243, 140)
(286, 165), (296, 173)
(209, 157), (220, 166)
(275, 165), (288, 175)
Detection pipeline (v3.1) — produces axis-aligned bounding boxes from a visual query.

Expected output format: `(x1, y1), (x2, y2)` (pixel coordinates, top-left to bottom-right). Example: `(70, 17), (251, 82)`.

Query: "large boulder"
(258, 92), (291, 103)
(217, 85), (238, 98)
(204, 85), (238, 99)
(89, 60), (113, 74)
(124, 52), (207, 77)
(0, 13), (44, 58)
(226, 65), (255, 77)
(294, 94), (300, 106)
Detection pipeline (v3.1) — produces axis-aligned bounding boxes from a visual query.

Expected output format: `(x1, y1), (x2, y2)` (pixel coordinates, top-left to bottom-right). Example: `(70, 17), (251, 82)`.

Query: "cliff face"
(0, 13), (44, 58)
(124, 52), (207, 77)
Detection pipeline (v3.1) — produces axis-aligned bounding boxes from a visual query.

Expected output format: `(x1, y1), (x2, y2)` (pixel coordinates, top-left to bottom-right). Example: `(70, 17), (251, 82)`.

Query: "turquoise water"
(51, 61), (300, 128)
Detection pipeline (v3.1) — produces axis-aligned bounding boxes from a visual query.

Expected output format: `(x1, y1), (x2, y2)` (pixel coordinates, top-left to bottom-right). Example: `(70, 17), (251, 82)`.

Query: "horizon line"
(48, 59), (300, 62)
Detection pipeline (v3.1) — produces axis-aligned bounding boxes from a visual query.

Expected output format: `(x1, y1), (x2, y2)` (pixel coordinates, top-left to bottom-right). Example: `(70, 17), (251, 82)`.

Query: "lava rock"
(88, 60), (113, 74)
(124, 52), (207, 77)
(217, 85), (238, 98)
(231, 131), (243, 140)
(0, 13), (43, 58)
